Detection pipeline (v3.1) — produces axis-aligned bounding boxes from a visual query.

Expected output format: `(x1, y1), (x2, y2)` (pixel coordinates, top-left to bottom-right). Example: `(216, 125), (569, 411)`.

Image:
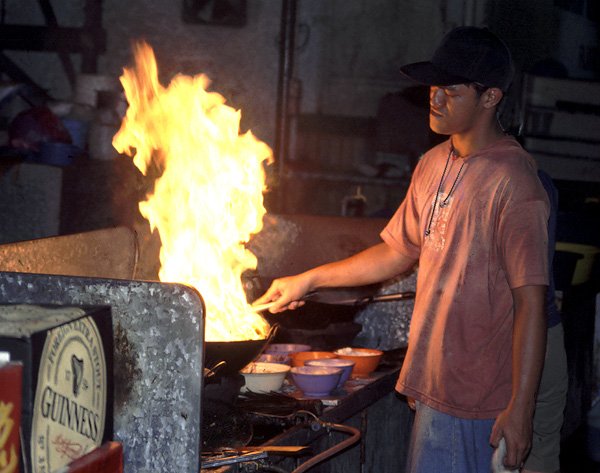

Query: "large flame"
(113, 42), (272, 341)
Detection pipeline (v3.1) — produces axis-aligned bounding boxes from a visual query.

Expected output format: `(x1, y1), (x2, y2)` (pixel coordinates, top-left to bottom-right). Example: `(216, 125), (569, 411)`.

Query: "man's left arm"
(490, 284), (547, 470)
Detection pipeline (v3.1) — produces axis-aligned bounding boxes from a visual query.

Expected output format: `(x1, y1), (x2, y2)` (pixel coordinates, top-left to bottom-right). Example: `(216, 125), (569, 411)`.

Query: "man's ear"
(483, 87), (503, 108)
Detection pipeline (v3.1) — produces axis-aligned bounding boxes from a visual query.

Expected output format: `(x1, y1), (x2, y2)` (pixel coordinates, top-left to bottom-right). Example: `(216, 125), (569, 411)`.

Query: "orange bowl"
(334, 347), (383, 376)
(291, 351), (337, 367)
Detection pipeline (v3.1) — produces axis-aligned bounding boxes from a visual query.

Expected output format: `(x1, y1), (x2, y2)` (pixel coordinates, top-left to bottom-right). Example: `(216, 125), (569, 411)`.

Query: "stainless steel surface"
(0, 272), (204, 473)
(0, 224), (161, 280)
(0, 226), (136, 278)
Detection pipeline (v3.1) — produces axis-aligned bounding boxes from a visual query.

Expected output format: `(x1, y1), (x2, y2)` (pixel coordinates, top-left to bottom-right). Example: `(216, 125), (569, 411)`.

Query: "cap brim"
(400, 61), (471, 86)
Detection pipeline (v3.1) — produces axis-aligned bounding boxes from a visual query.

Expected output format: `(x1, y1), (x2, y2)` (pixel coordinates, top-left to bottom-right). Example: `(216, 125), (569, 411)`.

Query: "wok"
(204, 324), (278, 377)
(252, 289), (415, 312)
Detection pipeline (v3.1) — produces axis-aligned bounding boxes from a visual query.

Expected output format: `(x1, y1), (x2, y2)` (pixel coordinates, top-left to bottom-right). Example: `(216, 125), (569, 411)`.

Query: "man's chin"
(429, 120), (450, 136)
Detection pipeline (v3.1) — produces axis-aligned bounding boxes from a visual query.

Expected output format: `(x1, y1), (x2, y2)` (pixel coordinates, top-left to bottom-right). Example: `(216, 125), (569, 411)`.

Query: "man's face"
(428, 84), (484, 135)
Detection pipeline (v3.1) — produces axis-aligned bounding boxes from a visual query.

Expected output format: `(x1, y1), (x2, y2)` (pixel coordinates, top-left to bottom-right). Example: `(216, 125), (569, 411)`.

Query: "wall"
(1, 0), (599, 224)
(4, 1), (282, 145)
(2, 0), (508, 150)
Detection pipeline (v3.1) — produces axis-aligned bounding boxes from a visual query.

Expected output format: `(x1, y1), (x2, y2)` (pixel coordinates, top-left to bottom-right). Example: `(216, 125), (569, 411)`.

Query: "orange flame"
(113, 42), (272, 341)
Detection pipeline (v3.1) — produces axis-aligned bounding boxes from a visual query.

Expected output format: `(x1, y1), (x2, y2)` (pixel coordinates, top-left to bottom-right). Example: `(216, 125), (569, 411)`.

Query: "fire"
(113, 42), (272, 342)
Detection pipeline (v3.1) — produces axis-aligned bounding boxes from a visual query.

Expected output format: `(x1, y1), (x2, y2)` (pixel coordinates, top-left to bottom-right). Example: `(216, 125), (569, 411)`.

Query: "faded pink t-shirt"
(382, 136), (549, 419)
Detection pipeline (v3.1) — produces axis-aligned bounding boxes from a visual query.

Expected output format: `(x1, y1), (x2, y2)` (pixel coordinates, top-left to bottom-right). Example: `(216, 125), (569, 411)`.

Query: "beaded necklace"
(424, 145), (466, 237)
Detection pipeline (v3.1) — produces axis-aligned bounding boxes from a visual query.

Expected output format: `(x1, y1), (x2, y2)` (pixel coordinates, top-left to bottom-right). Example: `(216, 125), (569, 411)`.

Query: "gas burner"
(202, 397), (252, 452)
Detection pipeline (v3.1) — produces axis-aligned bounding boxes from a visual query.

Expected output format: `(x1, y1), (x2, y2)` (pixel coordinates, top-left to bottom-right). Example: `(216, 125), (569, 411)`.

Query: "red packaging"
(0, 362), (23, 473)
(62, 442), (123, 473)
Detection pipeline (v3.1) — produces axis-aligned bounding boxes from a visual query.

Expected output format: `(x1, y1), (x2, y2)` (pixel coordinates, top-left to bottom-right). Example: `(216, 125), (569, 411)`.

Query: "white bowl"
(240, 362), (291, 393)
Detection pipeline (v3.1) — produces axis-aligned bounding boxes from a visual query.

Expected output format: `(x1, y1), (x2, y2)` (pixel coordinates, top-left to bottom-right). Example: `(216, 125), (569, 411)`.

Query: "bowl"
(239, 362), (291, 393)
(334, 347), (383, 376)
(290, 366), (342, 397)
(290, 351), (337, 367)
(306, 358), (355, 388)
(264, 343), (312, 355)
(256, 352), (291, 365)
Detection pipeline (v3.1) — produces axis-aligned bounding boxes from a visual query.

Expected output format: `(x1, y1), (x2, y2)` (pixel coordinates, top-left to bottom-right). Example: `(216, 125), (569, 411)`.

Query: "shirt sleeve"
(497, 183), (550, 289)
(380, 168), (423, 260)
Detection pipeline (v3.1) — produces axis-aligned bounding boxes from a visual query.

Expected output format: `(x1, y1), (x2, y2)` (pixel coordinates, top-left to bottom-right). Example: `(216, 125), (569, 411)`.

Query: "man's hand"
(252, 243), (417, 314)
(490, 284), (546, 470)
(490, 401), (534, 469)
(252, 273), (313, 313)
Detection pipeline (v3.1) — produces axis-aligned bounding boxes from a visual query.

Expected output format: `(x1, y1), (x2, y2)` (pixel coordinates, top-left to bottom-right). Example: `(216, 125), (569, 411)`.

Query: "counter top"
(201, 348), (406, 472)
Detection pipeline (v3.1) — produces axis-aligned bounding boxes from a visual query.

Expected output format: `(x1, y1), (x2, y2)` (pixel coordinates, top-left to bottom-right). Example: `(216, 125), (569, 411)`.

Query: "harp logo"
(71, 355), (84, 397)
(31, 316), (106, 473)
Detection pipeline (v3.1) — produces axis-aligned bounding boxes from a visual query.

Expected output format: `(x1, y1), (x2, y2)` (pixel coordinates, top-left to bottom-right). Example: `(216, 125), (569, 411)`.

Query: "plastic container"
(556, 242), (600, 285)
(61, 118), (89, 150)
(553, 250), (582, 290)
(37, 142), (82, 166)
(88, 123), (118, 160)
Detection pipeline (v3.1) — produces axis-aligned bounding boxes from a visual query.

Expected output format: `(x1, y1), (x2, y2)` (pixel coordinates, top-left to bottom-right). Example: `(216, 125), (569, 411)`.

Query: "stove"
(0, 214), (413, 472)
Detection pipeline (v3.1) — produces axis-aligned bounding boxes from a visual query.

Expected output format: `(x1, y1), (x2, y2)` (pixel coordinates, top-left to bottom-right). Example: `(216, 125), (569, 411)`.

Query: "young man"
(255, 27), (550, 472)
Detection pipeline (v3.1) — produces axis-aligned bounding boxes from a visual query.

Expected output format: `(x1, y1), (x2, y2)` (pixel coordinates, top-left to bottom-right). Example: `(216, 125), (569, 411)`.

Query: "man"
(523, 170), (568, 473)
(255, 27), (550, 472)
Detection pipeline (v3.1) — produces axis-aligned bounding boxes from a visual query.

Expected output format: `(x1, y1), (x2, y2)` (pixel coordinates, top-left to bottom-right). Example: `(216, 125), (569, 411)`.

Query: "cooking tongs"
(252, 289), (415, 312)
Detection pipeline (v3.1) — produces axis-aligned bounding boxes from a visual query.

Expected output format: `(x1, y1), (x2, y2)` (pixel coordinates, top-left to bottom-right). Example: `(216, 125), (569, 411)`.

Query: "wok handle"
(326, 290), (416, 306)
(252, 290), (415, 310)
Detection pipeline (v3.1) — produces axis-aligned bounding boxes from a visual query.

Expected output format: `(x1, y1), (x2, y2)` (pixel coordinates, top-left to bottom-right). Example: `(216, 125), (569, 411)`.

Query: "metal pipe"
(274, 0), (297, 212)
(290, 422), (361, 473)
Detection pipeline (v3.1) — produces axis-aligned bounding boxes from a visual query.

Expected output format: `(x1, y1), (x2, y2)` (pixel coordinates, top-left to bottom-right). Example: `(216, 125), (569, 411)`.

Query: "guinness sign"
(0, 305), (113, 473)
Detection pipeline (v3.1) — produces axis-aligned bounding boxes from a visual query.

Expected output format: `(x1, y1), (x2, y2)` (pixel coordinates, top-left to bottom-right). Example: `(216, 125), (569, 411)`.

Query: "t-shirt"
(381, 136), (549, 419)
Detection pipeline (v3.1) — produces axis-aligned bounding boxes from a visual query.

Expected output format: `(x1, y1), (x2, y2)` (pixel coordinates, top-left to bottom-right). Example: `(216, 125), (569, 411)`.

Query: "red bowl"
(290, 351), (337, 367)
(334, 347), (383, 376)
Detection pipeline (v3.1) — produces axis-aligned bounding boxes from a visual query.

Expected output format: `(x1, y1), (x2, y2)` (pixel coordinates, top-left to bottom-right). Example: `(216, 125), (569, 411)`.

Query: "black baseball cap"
(400, 27), (514, 91)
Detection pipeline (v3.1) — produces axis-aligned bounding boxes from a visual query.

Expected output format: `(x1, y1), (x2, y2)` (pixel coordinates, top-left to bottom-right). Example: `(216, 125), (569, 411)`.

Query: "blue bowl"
(290, 366), (341, 397)
(306, 358), (355, 388)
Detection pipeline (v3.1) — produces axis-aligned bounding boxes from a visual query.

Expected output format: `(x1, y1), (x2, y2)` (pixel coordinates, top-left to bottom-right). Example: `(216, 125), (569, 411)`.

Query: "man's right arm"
(254, 242), (417, 313)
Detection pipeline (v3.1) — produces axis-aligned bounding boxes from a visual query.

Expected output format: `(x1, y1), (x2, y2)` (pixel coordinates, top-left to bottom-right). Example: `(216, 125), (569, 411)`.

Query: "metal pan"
(204, 324), (278, 377)
(252, 290), (415, 312)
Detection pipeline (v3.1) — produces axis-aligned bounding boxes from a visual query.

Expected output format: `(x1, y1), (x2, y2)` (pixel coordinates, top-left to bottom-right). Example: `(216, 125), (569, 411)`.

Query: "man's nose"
(430, 87), (445, 107)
